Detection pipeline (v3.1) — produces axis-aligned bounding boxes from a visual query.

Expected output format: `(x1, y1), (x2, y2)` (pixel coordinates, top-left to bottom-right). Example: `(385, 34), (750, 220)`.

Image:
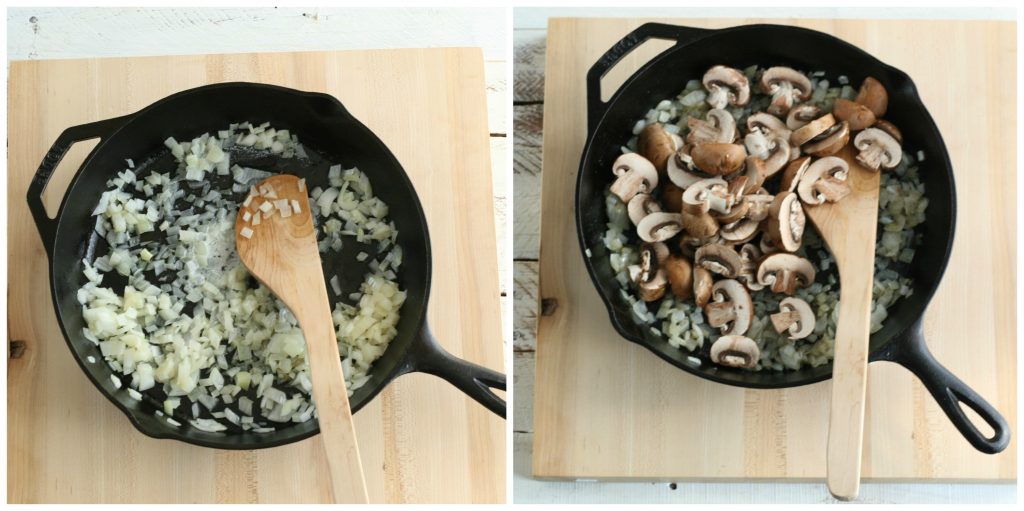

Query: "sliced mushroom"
(770, 297), (815, 340)
(687, 108), (737, 145)
(803, 120), (850, 157)
(760, 67), (812, 116)
(664, 255), (694, 300)
(720, 216), (760, 244)
(737, 243), (764, 291)
(712, 196), (750, 225)
(742, 189), (774, 222)
(683, 177), (733, 214)
(743, 129), (771, 160)
(639, 123), (680, 175)
(746, 112), (792, 140)
(627, 193), (662, 225)
(790, 113), (836, 147)
(710, 335), (760, 369)
(693, 266), (714, 308)
(634, 243), (669, 302)
(854, 128), (902, 170)
(666, 146), (712, 189)
(610, 153), (659, 203)
(786, 104), (822, 130)
(766, 191), (805, 252)
(741, 156), (768, 192)
(637, 212), (684, 242)
(695, 244), (743, 278)
(762, 135), (792, 177)
(798, 156), (851, 205)
(661, 182), (685, 213)
(872, 119), (903, 144)
(756, 253), (816, 295)
(691, 143), (747, 176)
(832, 98), (876, 132)
(704, 279), (753, 336)
(777, 156), (808, 193)
(855, 76), (888, 118)
(703, 65), (750, 109)
(760, 234), (781, 256)
(678, 232), (718, 259)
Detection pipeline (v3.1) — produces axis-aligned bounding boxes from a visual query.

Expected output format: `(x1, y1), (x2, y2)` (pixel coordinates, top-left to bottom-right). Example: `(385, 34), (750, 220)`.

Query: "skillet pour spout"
(574, 22), (1010, 454)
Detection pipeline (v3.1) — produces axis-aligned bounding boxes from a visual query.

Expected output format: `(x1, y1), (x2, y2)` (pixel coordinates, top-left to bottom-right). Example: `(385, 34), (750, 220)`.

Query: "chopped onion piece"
(240, 227), (253, 239)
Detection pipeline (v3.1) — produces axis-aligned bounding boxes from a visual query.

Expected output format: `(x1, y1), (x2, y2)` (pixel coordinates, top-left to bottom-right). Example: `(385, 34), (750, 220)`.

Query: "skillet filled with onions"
(574, 23), (1009, 454)
(27, 82), (505, 449)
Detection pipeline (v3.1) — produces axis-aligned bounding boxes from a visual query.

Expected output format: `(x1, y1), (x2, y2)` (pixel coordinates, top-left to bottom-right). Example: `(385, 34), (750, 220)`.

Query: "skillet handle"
(586, 23), (712, 132)
(879, 318), (1010, 454)
(407, 325), (506, 418)
(27, 115), (131, 258)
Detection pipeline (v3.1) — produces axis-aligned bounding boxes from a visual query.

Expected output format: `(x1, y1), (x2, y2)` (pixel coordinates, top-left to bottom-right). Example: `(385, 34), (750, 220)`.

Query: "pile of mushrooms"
(610, 66), (903, 370)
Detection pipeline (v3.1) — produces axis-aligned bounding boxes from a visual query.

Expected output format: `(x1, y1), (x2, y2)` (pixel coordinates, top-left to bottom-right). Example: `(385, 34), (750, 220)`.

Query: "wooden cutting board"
(533, 18), (1016, 481)
(7, 48), (505, 503)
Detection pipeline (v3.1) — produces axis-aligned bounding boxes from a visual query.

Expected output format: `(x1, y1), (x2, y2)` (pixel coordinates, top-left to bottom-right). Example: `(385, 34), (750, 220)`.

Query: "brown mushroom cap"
(855, 76), (888, 118)
(756, 253), (816, 295)
(635, 243), (669, 302)
(803, 120), (850, 157)
(766, 191), (805, 252)
(737, 243), (765, 291)
(786, 104), (823, 130)
(854, 128), (902, 170)
(627, 193), (662, 225)
(664, 255), (694, 300)
(742, 156), (768, 192)
(710, 335), (760, 369)
(770, 297), (815, 340)
(832, 98), (877, 132)
(666, 147), (710, 189)
(705, 279), (754, 336)
(703, 65), (751, 109)
(790, 113), (837, 147)
(691, 143), (747, 176)
(693, 267), (714, 307)
(636, 212), (684, 242)
(639, 123), (679, 175)
(780, 156), (811, 193)
(760, 67), (813, 116)
(872, 119), (903, 144)
(695, 244), (743, 278)
(610, 153), (659, 202)
(798, 156), (851, 205)
(687, 108), (738, 145)
(661, 182), (685, 213)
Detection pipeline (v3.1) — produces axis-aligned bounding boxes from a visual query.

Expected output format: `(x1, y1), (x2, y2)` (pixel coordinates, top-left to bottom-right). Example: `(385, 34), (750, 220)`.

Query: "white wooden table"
(511, 7), (1016, 504)
(6, 6), (511, 370)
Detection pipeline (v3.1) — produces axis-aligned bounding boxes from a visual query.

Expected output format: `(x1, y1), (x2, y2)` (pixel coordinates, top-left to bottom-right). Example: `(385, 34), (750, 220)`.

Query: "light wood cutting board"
(7, 48), (505, 503)
(533, 18), (1016, 481)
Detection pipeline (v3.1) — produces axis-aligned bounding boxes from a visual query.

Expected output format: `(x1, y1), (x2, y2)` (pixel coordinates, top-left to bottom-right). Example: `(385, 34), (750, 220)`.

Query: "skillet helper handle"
(412, 326), (506, 418)
(885, 318), (1010, 454)
(27, 115), (131, 257)
(586, 22), (711, 132)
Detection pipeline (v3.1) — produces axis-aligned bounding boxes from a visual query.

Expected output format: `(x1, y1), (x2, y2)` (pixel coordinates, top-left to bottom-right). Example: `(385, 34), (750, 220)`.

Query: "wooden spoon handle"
(294, 271), (369, 503)
(826, 268), (874, 501)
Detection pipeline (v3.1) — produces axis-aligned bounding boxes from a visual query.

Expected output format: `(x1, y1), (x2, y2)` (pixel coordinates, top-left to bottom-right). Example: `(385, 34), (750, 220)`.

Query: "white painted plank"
(513, 261), (537, 352)
(513, 433), (1015, 504)
(513, 30), (545, 103)
(8, 7), (506, 61)
(512, 352), (534, 433)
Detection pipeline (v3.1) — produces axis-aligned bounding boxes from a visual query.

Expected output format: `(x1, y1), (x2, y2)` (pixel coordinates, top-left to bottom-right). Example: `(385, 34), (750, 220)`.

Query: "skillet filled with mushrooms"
(574, 23), (1009, 454)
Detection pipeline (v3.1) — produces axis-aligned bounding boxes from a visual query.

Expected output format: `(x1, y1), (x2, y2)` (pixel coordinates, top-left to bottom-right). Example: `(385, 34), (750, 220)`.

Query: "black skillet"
(575, 23), (1009, 454)
(28, 82), (505, 450)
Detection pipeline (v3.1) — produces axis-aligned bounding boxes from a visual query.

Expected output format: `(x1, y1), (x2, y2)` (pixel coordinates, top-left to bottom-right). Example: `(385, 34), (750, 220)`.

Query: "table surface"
(512, 12), (1017, 504)
(6, 22), (506, 505)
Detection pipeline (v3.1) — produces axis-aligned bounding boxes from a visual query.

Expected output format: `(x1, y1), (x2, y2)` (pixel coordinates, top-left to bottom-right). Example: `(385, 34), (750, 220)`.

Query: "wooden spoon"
(235, 174), (369, 503)
(803, 145), (880, 501)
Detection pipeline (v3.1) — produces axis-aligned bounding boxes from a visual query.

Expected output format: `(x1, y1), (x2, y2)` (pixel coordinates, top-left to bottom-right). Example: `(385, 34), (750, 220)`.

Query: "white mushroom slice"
(610, 153), (659, 202)
(760, 67), (812, 116)
(627, 193), (662, 226)
(746, 112), (792, 140)
(762, 135), (792, 178)
(682, 177), (733, 214)
(687, 108), (738, 145)
(636, 212), (684, 243)
(639, 123), (679, 173)
(695, 244), (743, 278)
(666, 149), (709, 189)
(798, 156), (851, 205)
(790, 113), (837, 147)
(780, 156), (812, 193)
(803, 120), (850, 157)
(719, 216), (760, 244)
(766, 191), (805, 252)
(704, 279), (753, 336)
(710, 335), (760, 369)
(690, 143), (747, 176)
(744, 129), (771, 160)
(854, 128), (902, 171)
(742, 190), (774, 223)
(756, 253), (816, 296)
(737, 243), (764, 291)
(786, 104), (822, 130)
(770, 297), (815, 340)
(703, 65), (751, 109)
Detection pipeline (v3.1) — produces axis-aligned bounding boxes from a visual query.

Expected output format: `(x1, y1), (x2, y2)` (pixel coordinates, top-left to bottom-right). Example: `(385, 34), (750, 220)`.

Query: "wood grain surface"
(8, 48), (505, 504)
(532, 17), (1016, 482)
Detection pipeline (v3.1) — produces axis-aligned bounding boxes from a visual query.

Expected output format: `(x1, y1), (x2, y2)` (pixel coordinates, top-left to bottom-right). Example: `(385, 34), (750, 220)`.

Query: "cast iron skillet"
(28, 82), (505, 450)
(575, 23), (1009, 454)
